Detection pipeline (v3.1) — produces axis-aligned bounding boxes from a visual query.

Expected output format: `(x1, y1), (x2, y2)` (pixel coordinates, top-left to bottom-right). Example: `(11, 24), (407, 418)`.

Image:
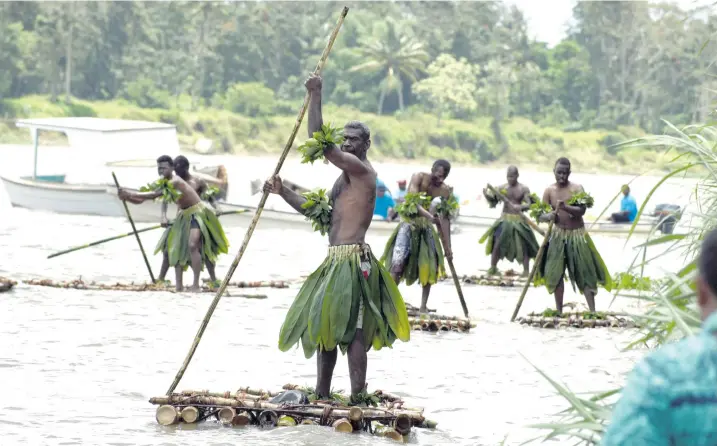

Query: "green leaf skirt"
(154, 202), (229, 269)
(381, 219), (446, 287)
(278, 244), (410, 359)
(479, 214), (540, 261)
(534, 227), (613, 294)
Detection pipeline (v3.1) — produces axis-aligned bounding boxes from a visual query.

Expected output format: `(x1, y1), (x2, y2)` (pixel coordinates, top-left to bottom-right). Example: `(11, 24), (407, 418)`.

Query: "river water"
(0, 144), (698, 445)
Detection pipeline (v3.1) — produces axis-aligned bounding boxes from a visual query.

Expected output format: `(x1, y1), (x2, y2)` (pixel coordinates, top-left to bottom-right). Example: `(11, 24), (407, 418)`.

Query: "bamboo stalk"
(511, 221), (554, 322)
(278, 415), (297, 427)
(232, 411), (252, 426)
(112, 172), (155, 283)
(165, 7), (350, 396)
(156, 405), (180, 426)
(332, 418), (353, 433)
(435, 219), (469, 318)
(301, 418), (317, 425)
(47, 209), (247, 259)
(217, 407), (236, 424)
(180, 406), (200, 423)
(372, 421), (403, 442)
(259, 410), (279, 427)
(486, 184), (546, 236)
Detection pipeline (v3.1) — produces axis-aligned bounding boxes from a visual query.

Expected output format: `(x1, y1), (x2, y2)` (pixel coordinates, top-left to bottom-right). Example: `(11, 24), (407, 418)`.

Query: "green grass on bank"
(0, 95), (671, 173)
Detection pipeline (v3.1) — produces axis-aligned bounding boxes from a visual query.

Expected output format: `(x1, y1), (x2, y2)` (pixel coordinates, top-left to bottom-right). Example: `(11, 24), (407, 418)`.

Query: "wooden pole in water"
(510, 221), (554, 322)
(436, 220), (469, 318)
(46, 209), (248, 259)
(164, 6), (350, 396)
(486, 184), (546, 236)
(112, 172), (155, 283)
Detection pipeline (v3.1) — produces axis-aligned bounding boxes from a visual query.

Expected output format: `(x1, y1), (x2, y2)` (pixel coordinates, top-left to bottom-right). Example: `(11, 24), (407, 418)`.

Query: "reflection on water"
(0, 147), (693, 445)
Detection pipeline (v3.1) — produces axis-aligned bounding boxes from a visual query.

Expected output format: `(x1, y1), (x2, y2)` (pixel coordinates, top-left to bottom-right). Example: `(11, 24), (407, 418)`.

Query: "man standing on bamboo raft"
(153, 155), (222, 284)
(381, 160), (455, 313)
(118, 155), (229, 292)
(535, 157), (612, 313)
(266, 74), (410, 402)
(480, 166), (539, 277)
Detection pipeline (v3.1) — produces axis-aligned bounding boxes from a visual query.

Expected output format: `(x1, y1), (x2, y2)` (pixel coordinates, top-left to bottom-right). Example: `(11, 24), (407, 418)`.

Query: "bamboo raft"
(149, 384), (436, 441)
(0, 277), (16, 293)
(516, 311), (637, 329)
(21, 278), (293, 296)
(405, 303), (474, 332)
(441, 269), (529, 288)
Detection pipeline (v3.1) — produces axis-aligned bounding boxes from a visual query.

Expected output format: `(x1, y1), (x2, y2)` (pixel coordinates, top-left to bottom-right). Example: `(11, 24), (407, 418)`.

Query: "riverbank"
(1, 95), (672, 174)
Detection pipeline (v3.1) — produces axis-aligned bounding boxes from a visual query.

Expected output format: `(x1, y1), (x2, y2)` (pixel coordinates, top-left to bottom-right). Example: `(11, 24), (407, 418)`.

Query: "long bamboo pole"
(46, 209), (248, 259)
(435, 220), (469, 318)
(165, 6), (350, 396)
(486, 184), (546, 236)
(112, 172), (155, 283)
(510, 221), (553, 322)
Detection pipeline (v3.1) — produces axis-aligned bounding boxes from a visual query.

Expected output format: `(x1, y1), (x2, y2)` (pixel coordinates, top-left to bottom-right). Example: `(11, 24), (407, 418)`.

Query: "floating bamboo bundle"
(22, 277), (289, 295)
(407, 317), (472, 332)
(0, 277), (17, 293)
(149, 385), (436, 441)
(441, 272), (528, 287)
(517, 313), (638, 329)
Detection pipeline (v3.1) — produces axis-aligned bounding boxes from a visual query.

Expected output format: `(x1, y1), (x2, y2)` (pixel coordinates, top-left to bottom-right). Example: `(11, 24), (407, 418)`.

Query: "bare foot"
(187, 285), (201, 293)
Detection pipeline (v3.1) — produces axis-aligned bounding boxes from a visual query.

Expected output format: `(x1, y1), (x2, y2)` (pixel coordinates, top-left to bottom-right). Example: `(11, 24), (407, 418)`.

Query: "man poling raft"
(381, 160), (456, 313)
(533, 157), (613, 313)
(119, 155), (229, 292)
(153, 155), (224, 284)
(266, 74), (409, 402)
(480, 166), (540, 277)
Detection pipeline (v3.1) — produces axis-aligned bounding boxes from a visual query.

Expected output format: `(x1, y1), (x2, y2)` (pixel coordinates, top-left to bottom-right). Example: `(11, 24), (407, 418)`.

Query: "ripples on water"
(0, 150), (692, 445)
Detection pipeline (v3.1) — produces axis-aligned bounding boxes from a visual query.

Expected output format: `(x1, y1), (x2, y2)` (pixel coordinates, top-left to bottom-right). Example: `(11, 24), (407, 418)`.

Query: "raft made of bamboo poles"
(0, 277), (17, 293)
(21, 277), (292, 296)
(516, 312), (637, 329)
(149, 384), (436, 441)
(442, 272), (529, 288)
(403, 303), (474, 332)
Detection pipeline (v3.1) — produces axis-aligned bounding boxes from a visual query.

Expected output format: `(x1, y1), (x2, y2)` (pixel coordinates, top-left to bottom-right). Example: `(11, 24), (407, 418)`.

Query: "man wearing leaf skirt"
(535, 157), (613, 313)
(118, 155), (229, 292)
(266, 74), (410, 402)
(479, 166), (539, 277)
(153, 155), (223, 284)
(381, 160), (456, 313)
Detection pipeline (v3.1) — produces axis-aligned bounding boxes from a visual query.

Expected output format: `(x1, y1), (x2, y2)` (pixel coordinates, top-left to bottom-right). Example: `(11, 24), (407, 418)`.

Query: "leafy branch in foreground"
(524, 120), (714, 445)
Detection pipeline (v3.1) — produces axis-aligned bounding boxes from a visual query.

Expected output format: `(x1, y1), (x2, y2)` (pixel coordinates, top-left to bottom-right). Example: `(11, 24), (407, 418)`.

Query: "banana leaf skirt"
(381, 219), (446, 287)
(278, 244), (410, 359)
(535, 227), (613, 294)
(479, 214), (540, 261)
(154, 202), (229, 268)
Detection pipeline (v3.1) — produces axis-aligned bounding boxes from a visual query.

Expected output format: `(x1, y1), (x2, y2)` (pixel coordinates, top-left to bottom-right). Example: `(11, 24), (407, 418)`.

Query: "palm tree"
(349, 18), (429, 115)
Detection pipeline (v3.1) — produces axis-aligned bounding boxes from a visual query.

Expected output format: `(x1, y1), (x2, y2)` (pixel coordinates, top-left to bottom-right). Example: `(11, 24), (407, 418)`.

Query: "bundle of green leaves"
(201, 185), (221, 202)
(297, 123), (345, 164)
(300, 189), (332, 235)
(139, 178), (181, 203)
(435, 194), (459, 219)
(484, 187), (507, 208)
(396, 192), (431, 220)
(529, 199), (552, 222)
(567, 191), (595, 208)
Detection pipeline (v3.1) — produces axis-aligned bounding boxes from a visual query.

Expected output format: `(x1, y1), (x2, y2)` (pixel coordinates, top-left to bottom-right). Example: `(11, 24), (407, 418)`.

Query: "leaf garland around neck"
(300, 189), (332, 236)
(139, 178), (181, 203)
(529, 198), (552, 223)
(201, 184), (221, 202)
(297, 123), (345, 165)
(396, 192), (431, 221)
(435, 194), (459, 220)
(566, 191), (594, 208)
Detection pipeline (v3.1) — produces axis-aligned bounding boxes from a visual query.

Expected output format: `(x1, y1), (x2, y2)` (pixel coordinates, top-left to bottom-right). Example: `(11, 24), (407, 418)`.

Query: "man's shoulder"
(637, 335), (712, 383)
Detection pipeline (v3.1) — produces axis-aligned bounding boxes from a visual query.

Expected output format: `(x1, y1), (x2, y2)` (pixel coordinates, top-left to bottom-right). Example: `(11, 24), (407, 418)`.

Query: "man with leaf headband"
(480, 166), (540, 277)
(151, 155), (224, 285)
(265, 74), (410, 402)
(118, 155), (229, 292)
(381, 160), (457, 313)
(534, 157), (612, 313)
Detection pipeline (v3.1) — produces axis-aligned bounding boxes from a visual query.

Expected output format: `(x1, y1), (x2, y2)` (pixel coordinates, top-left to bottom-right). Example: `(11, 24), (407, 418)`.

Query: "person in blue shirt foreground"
(602, 228), (717, 445)
(609, 185), (638, 223)
(373, 183), (395, 221)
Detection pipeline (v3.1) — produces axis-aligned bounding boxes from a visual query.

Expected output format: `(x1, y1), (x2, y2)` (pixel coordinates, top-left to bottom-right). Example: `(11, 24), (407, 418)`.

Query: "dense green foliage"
(0, 1), (714, 169)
